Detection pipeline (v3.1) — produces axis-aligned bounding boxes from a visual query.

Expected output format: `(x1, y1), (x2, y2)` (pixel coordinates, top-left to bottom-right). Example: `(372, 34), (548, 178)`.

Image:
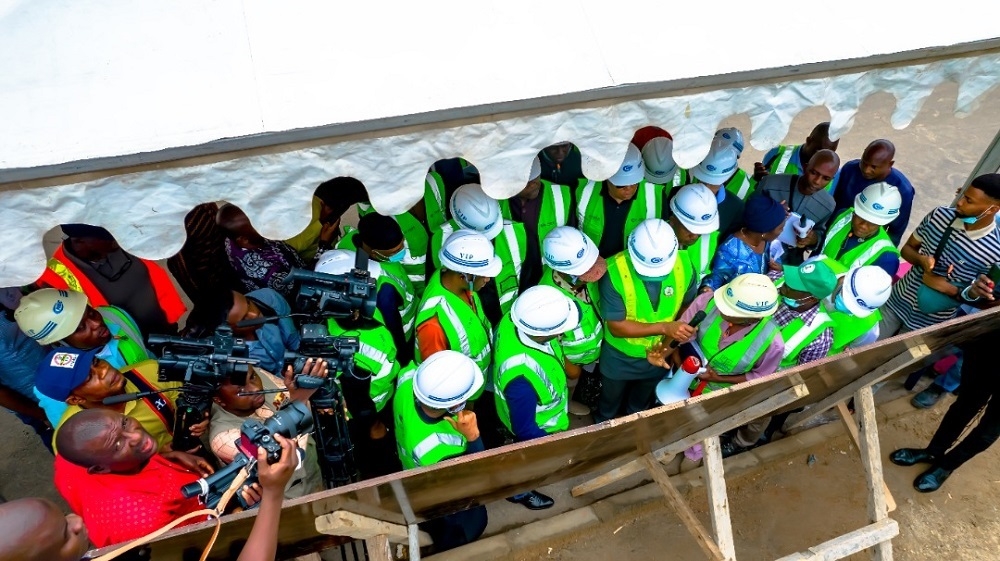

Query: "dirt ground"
(2, 81), (1000, 559)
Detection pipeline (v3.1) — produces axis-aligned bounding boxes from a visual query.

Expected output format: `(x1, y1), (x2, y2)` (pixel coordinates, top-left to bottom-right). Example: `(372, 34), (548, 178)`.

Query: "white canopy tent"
(2, 0), (999, 286)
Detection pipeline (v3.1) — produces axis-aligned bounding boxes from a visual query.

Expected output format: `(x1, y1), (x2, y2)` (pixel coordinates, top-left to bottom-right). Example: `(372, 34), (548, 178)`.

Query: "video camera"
(146, 325), (259, 451)
(181, 400), (313, 509)
(288, 257), (377, 321)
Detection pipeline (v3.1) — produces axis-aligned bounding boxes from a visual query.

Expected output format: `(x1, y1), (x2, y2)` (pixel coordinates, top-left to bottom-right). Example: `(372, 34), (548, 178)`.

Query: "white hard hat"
(510, 285), (581, 337)
(529, 156), (542, 182)
(691, 137), (740, 185)
(854, 182), (902, 226)
(438, 229), (503, 277)
(314, 249), (383, 279)
(627, 219), (679, 277)
(840, 266), (893, 318)
(14, 288), (88, 345)
(450, 184), (503, 240)
(669, 183), (720, 235)
(542, 226), (599, 277)
(642, 137), (679, 183)
(714, 273), (779, 319)
(413, 350), (484, 409)
(715, 127), (745, 156)
(608, 143), (645, 187)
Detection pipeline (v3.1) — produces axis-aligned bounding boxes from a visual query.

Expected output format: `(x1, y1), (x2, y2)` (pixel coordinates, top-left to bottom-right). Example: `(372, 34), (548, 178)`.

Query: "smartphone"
(989, 263), (1000, 294)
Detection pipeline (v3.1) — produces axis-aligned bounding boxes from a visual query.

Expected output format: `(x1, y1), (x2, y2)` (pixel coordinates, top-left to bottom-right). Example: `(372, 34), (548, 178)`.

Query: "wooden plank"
(773, 519), (898, 561)
(572, 381), (808, 497)
(835, 402), (896, 513)
(855, 387), (893, 561)
(703, 437), (736, 561)
(365, 535), (392, 561)
(785, 345), (932, 430)
(315, 511), (431, 546)
(642, 454), (725, 561)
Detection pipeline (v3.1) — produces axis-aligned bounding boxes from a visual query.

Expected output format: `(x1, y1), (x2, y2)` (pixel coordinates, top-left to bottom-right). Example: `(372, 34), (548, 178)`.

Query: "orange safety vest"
(38, 245), (187, 324)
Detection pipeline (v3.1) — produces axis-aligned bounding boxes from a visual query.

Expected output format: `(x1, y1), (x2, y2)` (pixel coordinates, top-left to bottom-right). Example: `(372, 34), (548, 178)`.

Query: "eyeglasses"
(446, 403), (466, 414)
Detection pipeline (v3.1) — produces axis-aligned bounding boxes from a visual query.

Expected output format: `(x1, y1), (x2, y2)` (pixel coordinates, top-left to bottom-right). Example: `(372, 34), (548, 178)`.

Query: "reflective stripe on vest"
(688, 232), (719, 285)
(425, 172), (446, 228)
(430, 220), (458, 269)
(379, 263), (417, 336)
(732, 172), (753, 200)
(413, 433), (465, 464)
(779, 311), (833, 367)
(416, 276), (493, 371)
(772, 145), (798, 175)
(497, 222), (524, 309)
(539, 268), (603, 365)
(825, 304), (881, 354)
(689, 302), (780, 394)
(576, 180), (597, 227)
(821, 209), (898, 270)
(549, 182), (568, 230)
(604, 251), (689, 356)
(493, 317), (569, 435)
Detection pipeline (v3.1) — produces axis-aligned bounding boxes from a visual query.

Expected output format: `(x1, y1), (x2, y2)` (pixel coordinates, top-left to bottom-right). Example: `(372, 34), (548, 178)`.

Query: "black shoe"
(911, 384), (946, 409)
(904, 366), (933, 391)
(506, 491), (554, 510)
(889, 448), (937, 466)
(720, 438), (749, 458)
(914, 466), (952, 493)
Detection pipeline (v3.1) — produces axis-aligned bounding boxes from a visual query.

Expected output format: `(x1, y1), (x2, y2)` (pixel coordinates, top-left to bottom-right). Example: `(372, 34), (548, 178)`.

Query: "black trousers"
(926, 337), (1000, 471)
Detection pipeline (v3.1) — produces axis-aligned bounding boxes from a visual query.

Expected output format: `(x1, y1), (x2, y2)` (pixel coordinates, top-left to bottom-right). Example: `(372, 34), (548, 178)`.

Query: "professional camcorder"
(288, 262), (377, 321)
(181, 400), (313, 509)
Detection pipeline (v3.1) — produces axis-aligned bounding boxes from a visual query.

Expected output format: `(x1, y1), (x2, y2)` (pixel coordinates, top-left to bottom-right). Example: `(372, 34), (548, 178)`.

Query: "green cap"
(783, 260), (838, 299)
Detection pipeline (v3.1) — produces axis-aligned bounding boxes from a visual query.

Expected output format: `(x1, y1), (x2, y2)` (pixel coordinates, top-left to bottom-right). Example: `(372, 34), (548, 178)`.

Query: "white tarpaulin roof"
(2, 0), (1000, 285)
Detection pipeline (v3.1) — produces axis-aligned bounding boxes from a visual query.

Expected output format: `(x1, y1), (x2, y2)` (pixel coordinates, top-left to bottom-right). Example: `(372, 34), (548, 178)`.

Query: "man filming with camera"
(34, 347), (207, 452)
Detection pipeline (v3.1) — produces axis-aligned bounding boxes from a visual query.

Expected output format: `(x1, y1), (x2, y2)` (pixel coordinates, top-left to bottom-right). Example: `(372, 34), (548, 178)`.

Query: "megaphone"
(655, 355), (702, 406)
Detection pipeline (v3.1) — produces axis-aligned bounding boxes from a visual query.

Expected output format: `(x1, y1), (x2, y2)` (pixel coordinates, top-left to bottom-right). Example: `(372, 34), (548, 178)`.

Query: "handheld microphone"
(669, 310), (707, 349)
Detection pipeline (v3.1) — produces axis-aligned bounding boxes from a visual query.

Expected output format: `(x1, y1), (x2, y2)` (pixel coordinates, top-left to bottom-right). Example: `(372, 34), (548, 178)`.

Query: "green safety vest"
(326, 318), (401, 412)
(335, 228), (418, 339)
(603, 250), (691, 358)
(777, 308), (834, 369)
(430, 219), (528, 317)
(822, 301), (882, 355)
(689, 299), (781, 395)
(356, 171), (447, 296)
(764, 145), (834, 193)
(414, 270), (494, 384)
(820, 209), (900, 270)
(98, 305), (150, 366)
(723, 169), (755, 201)
(499, 180), (572, 246)
(685, 232), (719, 286)
(393, 365), (468, 469)
(575, 179), (663, 249)
(493, 316), (570, 436)
(539, 267), (603, 365)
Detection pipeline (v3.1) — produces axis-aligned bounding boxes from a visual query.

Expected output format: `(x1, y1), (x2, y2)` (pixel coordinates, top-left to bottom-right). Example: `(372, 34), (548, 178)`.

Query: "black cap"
(60, 223), (115, 240)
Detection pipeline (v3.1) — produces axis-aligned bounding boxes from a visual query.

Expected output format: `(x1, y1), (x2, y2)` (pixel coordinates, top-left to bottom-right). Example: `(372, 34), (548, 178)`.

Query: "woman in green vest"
(819, 181), (902, 276)
(823, 265), (894, 355)
(575, 143), (664, 257)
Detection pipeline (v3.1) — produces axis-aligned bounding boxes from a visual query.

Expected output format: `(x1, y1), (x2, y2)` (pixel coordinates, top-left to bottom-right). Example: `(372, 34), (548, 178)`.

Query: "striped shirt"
(885, 207), (1000, 330)
(772, 303), (833, 366)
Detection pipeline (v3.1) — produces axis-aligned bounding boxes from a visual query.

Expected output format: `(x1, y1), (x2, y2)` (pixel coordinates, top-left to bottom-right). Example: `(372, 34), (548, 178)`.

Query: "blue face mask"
(781, 296), (800, 308)
(386, 248), (407, 263)
(959, 206), (996, 225)
(834, 293), (853, 315)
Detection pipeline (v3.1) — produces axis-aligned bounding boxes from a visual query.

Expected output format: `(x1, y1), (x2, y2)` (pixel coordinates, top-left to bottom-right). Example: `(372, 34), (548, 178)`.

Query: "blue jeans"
(935, 351), (963, 393)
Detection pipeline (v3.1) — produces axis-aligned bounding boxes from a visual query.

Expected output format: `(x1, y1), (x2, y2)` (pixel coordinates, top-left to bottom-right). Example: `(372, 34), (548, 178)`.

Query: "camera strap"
(121, 368), (176, 431)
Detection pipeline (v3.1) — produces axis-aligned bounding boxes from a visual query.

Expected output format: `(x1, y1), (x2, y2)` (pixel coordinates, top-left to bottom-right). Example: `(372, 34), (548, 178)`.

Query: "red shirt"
(54, 454), (206, 547)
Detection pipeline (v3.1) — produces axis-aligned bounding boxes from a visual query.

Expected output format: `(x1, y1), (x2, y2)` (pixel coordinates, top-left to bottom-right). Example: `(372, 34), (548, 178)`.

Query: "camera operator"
(314, 250), (404, 476)
(2, 429), (301, 560)
(209, 360), (327, 499)
(35, 347), (208, 452)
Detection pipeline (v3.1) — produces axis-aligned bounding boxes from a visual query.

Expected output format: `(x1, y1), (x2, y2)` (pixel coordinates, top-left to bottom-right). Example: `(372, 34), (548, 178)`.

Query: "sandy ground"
(2, 81), (1000, 558)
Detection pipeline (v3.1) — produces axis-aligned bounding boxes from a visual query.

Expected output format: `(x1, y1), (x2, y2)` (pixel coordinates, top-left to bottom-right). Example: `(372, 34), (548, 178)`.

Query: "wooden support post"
(642, 454), (725, 561)
(408, 524), (421, 561)
(773, 519), (899, 560)
(703, 437), (736, 561)
(366, 535), (392, 561)
(315, 511), (432, 546)
(836, 402), (896, 513)
(854, 386), (893, 561)
(573, 383), (808, 497)
(786, 345), (931, 431)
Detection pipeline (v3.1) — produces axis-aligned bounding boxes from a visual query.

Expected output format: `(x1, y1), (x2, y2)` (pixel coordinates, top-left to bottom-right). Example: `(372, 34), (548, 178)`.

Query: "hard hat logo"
(701, 214), (713, 221)
(622, 164), (634, 172)
(873, 203), (884, 211)
(576, 248), (585, 259)
(52, 300), (64, 314)
(650, 256), (663, 264)
(707, 164), (717, 172)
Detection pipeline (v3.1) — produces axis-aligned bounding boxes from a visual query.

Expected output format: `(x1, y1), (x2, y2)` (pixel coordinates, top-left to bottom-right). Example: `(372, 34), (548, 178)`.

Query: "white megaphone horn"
(655, 355), (703, 406)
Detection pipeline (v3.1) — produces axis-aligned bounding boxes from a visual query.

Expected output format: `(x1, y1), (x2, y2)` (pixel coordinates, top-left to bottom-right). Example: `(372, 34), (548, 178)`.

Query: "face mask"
(959, 206), (995, 224)
(464, 274), (477, 292)
(834, 293), (853, 315)
(781, 296), (800, 308)
(385, 248), (406, 263)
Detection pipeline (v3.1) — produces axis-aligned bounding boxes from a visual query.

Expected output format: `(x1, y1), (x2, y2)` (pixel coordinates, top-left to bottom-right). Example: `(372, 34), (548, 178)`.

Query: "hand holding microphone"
(665, 310), (708, 349)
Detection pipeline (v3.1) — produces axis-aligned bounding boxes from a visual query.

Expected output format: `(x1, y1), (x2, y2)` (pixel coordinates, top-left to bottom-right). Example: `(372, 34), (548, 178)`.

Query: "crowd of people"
(2, 122), (1000, 557)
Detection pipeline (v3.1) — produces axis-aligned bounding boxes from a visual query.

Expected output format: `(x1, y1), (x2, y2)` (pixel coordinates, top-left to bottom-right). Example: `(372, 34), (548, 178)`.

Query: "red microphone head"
(681, 356), (702, 374)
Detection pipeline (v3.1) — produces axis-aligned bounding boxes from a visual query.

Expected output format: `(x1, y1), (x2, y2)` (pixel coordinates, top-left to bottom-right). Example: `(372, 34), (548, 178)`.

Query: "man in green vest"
(355, 171), (448, 296)
(818, 181), (902, 277)
(823, 265), (894, 355)
(494, 285), (582, 510)
(686, 137), (745, 237)
(541, 226), (608, 413)
(15, 288), (149, 427)
(754, 122), (840, 189)
(596, 219), (697, 422)
(336, 213), (418, 360)
(393, 350), (488, 551)
(664, 183), (721, 289)
(576, 143), (664, 258)
(641, 136), (689, 200)
(499, 156), (573, 289)
(315, 250), (403, 476)
(429, 183), (528, 322)
(774, 260), (838, 369)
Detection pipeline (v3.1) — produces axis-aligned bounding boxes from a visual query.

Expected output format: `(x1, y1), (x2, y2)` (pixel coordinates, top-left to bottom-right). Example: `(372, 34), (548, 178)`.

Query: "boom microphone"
(102, 390), (166, 405)
(669, 310), (708, 349)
